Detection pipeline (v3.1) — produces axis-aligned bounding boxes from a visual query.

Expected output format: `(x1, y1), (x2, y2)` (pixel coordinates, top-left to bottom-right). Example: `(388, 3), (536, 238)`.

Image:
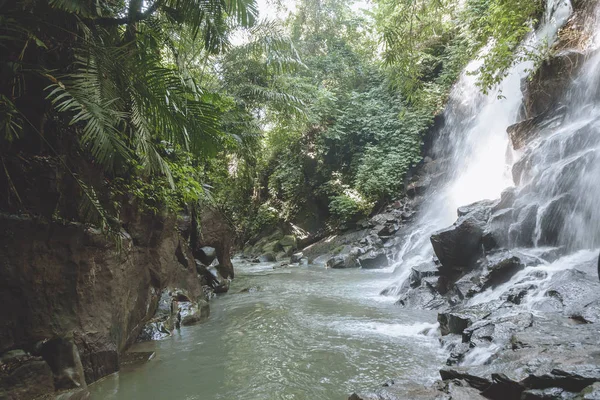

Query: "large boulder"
(431, 204), (490, 278)
(358, 250), (389, 269)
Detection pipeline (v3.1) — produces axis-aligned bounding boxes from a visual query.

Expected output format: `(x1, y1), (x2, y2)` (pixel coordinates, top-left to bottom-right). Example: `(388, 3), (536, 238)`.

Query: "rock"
(508, 105), (567, 150)
(409, 262), (439, 288)
(196, 261), (220, 288)
(521, 387), (578, 399)
(396, 283), (447, 310)
(457, 200), (497, 218)
(258, 252), (276, 262)
(478, 254), (525, 290)
(439, 368), (492, 391)
(438, 306), (493, 336)
(38, 337), (86, 390)
(196, 206), (236, 279)
(537, 194), (574, 246)
(445, 379), (488, 399)
(447, 342), (471, 366)
(279, 235), (297, 249)
(0, 353), (55, 400)
(523, 366), (600, 393)
(541, 269), (600, 317)
(522, 50), (587, 118)
(493, 187), (517, 212)
(290, 252), (304, 263)
(326, 254), (359, 269)
(275, 251), (288, 261)
(348, 394), (363, 400)
(430, 213), (487, 276)
(579, 382), (600, 399)
(359, 234), (384, 249)
(181, 300), (210, 326)
(508, 204), (538, 247)
(197, 246), (217, 266)
(120, 351), (155, 367)
(262, 240), (281, 253)
(483, 208), (514, 250)
(358, 250), (389, 269)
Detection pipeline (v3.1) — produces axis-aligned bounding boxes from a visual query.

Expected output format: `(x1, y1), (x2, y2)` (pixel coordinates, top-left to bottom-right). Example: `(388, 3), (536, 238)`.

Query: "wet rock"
(513, 150), (534, 185)
(410, 262), (439, 288)
(39, 337), (86, 390)
(493, 187), (518, 212)
(290, 252), (304, 263)
(197, 246), (217, 266)
(478, 254), (525, 290)
(447, 342), (471, 366)
(451, 272), (482, 300)
(523, 366), (600, 393)
(258, 252), (276, 262)
(120, 351), (155, 367)
(508, 204), (538, 247)
(537, 194), (574, 246)
(521, 387), (578, 399)
(579, 382), (600, 399)
(431, 212), (486, 276)
(279, 235), (297, 249)
(359, 234), (384, 249)
(326, 254), (359, 269)
(439, 368), (492, 391)
(457, 200), (497, 218)
(397, 283), (447, 310)
(508, 105), (567, 150)
(483, 208), (515, 250)
(444, 379), (488, 399)
(438, 308), (489, 336)
(358, 250), (389, 269)
(181, 300), (210, 326)
(0, 351), (55, 399)
(522, 50), (587, 118)
(540, 269), (600, 316)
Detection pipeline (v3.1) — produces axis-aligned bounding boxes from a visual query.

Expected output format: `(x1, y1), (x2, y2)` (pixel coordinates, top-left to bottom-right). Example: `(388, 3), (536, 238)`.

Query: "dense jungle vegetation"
(0, 0), (545, 244)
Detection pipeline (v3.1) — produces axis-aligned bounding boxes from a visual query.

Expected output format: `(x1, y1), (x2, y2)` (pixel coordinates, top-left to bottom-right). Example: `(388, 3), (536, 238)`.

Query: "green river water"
(89, 259), (444, 400)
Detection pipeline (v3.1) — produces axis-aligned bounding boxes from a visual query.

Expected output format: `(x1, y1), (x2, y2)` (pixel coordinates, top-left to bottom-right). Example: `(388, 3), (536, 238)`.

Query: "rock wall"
(0, 212), (206, 398)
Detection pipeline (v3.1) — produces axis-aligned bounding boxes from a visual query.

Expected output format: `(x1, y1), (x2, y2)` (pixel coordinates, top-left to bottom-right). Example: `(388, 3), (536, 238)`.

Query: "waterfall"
(384, 0), (573, 295)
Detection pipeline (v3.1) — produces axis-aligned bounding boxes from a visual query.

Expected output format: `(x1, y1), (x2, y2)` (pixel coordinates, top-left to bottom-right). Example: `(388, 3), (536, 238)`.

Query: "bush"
(329, 190), (373, 227)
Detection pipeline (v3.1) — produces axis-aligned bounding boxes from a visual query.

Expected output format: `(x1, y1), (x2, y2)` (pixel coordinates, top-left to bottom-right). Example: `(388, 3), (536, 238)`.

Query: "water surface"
(89, 260), (444, 400)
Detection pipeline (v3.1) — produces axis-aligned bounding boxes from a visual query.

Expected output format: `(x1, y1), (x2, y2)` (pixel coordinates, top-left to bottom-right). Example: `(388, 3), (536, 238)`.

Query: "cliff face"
(0, 211), (206, 398)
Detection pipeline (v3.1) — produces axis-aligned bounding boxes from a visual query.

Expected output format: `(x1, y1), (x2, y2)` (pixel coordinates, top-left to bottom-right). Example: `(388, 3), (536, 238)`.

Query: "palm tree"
(0, 0), (258, 229)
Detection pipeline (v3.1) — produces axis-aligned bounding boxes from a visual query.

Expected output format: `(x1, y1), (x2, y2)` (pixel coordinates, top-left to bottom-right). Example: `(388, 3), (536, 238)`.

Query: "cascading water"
(467, 3), (600, 310)
(384, 0), (573, 295)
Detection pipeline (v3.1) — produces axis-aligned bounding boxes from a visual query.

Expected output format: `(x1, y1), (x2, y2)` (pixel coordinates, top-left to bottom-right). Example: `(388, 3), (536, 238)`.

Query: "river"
(89, 259), (444, 400)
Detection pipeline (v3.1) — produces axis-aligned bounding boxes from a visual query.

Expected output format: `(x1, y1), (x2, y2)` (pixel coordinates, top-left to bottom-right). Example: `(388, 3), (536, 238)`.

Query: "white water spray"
(383, 0), (573, 295)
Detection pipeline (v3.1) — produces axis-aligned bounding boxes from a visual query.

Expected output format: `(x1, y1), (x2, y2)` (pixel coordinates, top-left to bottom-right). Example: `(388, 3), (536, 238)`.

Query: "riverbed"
(89, 259), (444, 400)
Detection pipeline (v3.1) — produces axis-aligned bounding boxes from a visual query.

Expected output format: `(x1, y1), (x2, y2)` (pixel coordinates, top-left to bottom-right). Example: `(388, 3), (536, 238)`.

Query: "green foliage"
(329, 190), (373, 227)
(375, 0), (544, 95)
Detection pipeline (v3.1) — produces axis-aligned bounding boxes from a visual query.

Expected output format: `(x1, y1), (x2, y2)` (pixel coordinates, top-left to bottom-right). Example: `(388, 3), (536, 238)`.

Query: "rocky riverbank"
(343, 2), (600, 399)
(0, 208), (228, 399)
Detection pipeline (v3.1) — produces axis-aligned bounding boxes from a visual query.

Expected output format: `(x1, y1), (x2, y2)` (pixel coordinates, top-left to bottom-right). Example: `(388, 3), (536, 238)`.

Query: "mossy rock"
(262, 240), (281, 253)
(278, 235), (297, 248)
